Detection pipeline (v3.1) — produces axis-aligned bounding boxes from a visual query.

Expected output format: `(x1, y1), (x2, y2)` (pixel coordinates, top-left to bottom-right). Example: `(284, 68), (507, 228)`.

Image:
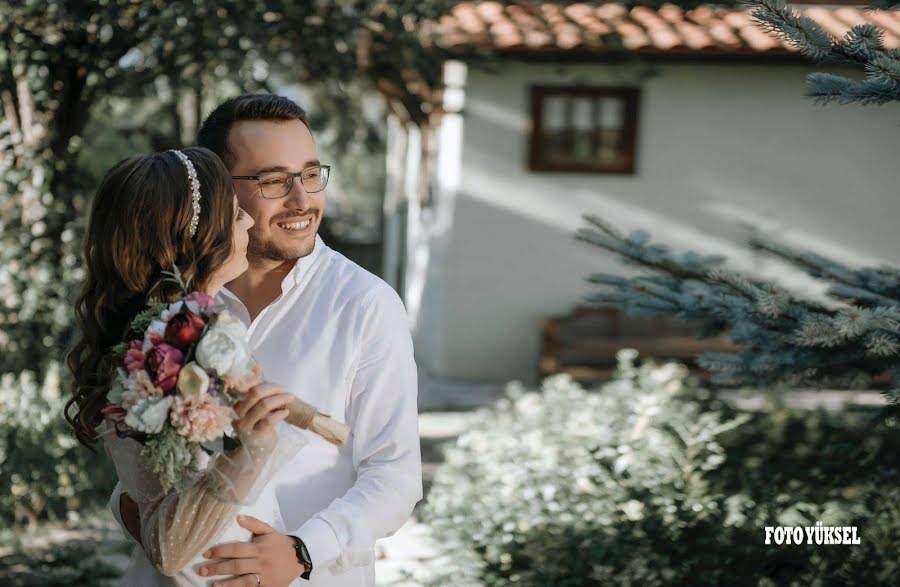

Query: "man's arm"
(110, 481), (144, 545)
(291, 283), (423, 574)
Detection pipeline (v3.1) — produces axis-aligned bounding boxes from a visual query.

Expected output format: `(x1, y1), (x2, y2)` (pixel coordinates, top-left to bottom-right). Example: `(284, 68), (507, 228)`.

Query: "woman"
(66, 148), (300, 586)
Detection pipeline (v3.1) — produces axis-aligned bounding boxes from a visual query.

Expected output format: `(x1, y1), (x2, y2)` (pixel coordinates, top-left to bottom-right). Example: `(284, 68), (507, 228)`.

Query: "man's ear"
(120, 492), (143, 546)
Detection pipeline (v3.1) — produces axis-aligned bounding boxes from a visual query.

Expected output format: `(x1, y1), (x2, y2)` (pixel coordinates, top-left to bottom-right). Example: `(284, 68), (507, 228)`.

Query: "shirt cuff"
(292, 517), (341, 573)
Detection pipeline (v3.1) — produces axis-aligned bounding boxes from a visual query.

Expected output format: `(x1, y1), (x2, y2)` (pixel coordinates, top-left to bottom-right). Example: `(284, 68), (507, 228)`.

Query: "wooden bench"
(539, 306), (741, 383)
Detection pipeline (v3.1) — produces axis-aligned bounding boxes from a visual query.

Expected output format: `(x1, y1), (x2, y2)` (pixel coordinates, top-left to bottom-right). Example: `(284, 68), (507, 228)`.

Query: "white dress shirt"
(217, 234), (423, 586)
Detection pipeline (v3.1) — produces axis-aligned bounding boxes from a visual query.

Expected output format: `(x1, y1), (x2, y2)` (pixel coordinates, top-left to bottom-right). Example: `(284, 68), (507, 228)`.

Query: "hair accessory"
(170, 149), (202, 237)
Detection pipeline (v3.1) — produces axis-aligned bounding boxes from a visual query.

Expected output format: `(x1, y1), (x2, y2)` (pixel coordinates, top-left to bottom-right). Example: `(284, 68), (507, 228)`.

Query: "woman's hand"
(232, 382), (293, 455)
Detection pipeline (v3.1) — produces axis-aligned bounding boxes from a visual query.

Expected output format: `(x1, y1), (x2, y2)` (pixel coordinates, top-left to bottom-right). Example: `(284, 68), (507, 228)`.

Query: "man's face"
(228, 119), (325, 262)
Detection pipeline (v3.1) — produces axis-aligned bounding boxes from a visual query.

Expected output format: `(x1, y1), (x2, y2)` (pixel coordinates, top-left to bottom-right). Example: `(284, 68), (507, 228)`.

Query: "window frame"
(528, 85), (640, 174)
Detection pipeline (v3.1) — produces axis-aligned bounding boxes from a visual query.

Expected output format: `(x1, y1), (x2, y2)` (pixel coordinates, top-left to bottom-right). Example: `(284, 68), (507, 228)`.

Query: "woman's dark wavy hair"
(65, 147), (235, 449)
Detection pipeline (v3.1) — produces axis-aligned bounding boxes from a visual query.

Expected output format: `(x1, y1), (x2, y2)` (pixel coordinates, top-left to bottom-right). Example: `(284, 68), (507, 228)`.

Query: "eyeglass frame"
(231, 164), (331, 198)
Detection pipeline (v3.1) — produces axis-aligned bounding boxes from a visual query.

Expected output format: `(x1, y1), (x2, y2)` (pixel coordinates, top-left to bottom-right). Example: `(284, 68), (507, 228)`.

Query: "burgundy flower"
(164, 311), (207, 349)
(101, 404), (127, 422)
(145, 343), (184, 392)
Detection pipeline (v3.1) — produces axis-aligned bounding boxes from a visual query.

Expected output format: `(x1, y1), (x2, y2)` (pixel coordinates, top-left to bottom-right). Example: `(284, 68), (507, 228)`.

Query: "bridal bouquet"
(102, 268), (348, 492)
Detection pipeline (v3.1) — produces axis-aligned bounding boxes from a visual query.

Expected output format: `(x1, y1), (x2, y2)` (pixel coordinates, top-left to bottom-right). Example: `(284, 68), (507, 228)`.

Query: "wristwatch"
(288, 535), (313, 580)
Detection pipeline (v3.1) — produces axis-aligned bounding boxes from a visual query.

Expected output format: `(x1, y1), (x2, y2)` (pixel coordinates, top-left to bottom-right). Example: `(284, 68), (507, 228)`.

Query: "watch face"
(294, 537), (312, 566)
(299, 543), (312, 565)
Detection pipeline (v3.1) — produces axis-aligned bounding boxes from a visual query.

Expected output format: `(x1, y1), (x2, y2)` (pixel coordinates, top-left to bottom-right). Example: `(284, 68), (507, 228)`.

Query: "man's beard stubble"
(246, 221), (318, 262)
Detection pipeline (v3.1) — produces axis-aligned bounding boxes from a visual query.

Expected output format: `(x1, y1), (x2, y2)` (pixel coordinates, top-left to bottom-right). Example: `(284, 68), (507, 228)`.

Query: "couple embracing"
(66, 94), (422, 587)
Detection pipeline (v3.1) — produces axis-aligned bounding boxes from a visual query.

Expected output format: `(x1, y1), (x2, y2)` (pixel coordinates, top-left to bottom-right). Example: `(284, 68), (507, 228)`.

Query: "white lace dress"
(104, 425), (303, 587)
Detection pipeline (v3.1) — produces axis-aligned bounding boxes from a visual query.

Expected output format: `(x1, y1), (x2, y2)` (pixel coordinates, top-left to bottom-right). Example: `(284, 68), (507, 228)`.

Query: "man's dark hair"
(197, 94), (308, 169)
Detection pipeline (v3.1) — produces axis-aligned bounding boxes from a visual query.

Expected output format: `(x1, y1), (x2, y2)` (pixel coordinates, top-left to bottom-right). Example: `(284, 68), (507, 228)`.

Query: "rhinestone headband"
(170, 149), (201, 237)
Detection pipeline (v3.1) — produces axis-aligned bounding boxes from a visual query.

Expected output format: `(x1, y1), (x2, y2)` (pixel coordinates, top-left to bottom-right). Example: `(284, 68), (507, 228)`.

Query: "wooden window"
(528, 86), (639, 174)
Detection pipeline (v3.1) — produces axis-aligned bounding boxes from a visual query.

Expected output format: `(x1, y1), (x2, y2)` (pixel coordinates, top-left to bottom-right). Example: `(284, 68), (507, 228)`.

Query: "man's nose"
(284, 177), (312, 211)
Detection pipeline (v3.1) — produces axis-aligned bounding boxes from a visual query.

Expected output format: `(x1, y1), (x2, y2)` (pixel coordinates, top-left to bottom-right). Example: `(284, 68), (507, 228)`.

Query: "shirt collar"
(218, 233), (328, 303)
(283, 233), (327, 289)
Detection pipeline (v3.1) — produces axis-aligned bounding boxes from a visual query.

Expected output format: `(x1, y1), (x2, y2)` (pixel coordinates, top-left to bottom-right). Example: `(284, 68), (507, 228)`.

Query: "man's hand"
(200, 515), (306, 587)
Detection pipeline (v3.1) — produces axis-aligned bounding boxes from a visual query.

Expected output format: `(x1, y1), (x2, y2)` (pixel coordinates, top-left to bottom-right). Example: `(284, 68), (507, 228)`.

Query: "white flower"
(195, 313), (251, 378)
(159, 301), (185, 322)
(176, 361), (211, 397)
(125, 396), (175, 434)
(121, 369), (163, 408)
(106, 368), (129, 405)
(143, 319), (168, 352)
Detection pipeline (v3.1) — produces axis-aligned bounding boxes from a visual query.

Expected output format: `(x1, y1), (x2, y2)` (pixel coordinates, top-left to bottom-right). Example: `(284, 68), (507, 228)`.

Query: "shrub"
(0, 362), (117, 528)
(420, 350), (899, 586)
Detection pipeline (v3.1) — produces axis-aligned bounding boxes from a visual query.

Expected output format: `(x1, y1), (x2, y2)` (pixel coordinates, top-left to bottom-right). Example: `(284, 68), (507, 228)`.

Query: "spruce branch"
(745, 0), (833, 61)
(745, 0), (900, 105)
(578, 219), (899, 394)
(748, 235), (900, 306)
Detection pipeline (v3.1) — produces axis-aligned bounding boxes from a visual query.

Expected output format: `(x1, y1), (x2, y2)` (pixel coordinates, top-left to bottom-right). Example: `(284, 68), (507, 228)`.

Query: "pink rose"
(185, 292), (217, 311)
(164, 311), (207, 349)
(169, 394), (234, 443)
(124, 349), (145, 372)
(145, 343), (184, 392)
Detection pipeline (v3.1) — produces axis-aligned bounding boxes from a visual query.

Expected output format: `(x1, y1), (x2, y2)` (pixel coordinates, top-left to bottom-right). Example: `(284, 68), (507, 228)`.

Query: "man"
(111, 94), (423, 587)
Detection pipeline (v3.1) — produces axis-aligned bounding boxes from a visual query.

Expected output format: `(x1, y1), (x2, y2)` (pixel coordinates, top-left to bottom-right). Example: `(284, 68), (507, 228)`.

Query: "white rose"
(195, 316), (250, 378)
(213, 312), (249, 340)
(125, 396), (175, 434)
(176, 361), (210, 398)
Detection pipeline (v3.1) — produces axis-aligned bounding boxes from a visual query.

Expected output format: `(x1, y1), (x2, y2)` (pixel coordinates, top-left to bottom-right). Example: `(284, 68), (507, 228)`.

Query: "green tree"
(0, 0), (456, 526)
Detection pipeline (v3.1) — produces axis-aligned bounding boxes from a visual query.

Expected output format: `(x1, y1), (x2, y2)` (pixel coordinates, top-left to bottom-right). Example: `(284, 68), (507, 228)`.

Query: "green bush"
(420, 350), (900, 586)
(0, 362), (117, 528)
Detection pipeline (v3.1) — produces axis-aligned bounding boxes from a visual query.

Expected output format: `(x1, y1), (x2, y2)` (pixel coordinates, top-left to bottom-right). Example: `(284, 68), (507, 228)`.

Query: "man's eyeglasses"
(232, 165), (331, 199)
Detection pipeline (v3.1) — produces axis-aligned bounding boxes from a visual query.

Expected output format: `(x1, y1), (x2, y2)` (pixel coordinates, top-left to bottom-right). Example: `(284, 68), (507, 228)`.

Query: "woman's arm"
(103, 383), (293, 576)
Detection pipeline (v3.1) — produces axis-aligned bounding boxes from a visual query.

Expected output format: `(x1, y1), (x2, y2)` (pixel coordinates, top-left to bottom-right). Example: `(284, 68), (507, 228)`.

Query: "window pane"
(598, 97), (624, 130)
(542, 96), (567, 130)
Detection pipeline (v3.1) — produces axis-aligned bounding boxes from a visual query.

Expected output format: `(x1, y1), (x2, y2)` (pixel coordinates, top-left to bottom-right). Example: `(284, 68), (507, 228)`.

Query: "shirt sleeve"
(290, 283), (423, 574)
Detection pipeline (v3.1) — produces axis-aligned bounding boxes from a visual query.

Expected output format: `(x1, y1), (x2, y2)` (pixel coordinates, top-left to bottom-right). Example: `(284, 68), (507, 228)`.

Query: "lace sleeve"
(103, 425), (303, 576)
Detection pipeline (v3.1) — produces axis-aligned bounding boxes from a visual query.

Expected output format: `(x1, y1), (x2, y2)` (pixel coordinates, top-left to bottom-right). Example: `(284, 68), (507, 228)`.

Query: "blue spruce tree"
(578, 0), (900, 414)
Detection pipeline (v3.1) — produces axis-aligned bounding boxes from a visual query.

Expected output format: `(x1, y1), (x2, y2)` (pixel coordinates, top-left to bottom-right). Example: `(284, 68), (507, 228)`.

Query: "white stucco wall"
(406, 60), (900, 385)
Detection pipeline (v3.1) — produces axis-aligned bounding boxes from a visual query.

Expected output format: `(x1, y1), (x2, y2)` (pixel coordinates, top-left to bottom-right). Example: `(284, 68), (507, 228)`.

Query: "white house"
(378, 1), (900, 405)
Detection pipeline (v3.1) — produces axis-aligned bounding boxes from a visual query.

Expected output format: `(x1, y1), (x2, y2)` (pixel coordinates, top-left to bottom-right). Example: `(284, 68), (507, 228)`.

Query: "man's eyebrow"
(255, 160), (320, 174)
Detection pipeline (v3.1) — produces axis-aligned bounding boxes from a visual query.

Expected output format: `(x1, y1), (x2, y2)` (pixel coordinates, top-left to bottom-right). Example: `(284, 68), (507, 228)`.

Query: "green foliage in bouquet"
(420, 351), (900, 586)
(142, 427), (202, 495)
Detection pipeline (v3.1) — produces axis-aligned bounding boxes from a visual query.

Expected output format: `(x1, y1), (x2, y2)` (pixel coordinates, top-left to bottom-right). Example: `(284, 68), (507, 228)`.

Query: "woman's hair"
(66, 147), (235, 449)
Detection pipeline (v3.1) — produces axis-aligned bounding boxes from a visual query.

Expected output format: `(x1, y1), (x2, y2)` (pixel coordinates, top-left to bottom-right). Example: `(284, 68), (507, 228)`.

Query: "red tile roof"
(430, 2), (900, 56)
